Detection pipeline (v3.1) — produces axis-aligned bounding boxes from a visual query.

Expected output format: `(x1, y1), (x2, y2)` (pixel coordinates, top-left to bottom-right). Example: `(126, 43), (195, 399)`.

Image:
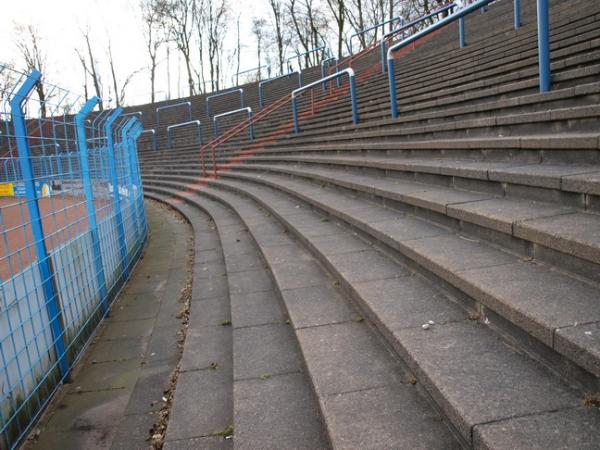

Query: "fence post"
(75, 96), (109, 315)
(537, 0), (551, 92)
(130, 122), (148, 240)
(10, 70), (70, 379)
(104, 108), (130, 281)
(120, 118), (141, 241)
(514, 0), (521, 29)
(459, 17), (466, 48)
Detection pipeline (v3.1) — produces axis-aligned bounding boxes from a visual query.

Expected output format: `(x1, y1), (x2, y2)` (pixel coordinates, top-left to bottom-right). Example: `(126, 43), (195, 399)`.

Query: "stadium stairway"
(138, 0), (600, 448)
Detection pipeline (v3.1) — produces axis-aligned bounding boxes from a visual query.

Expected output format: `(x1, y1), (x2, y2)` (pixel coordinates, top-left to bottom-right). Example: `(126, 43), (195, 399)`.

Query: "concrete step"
(146, 171), (600, 389)
(143, 191), (330, 449)
(142, 178), (600, 449)
(143, 183), (461, 449)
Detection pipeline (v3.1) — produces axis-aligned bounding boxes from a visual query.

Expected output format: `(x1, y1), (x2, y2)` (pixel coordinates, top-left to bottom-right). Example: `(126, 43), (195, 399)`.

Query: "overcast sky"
(0, 0), (270, 107)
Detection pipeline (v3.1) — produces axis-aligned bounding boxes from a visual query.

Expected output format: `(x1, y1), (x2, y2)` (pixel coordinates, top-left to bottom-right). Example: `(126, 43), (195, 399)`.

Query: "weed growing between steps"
(148, 203), (195, 450)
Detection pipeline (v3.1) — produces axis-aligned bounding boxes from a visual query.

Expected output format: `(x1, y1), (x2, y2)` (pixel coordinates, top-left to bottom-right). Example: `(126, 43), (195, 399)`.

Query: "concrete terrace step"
(207, 162), (600, 276)
(142, 177), (600, 449)
(144, 191), (329, 449)
(148, 171), (600, 389)
(143, 183), (461, 449)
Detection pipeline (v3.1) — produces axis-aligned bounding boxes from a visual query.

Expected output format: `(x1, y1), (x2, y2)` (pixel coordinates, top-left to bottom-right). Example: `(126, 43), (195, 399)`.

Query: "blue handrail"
(234, 65), (271, 85)
(155, 101), (191, 125)
(288, 46), (329, 73)
(537, 0), (550, 92)
(347, 16), (404, 55)
(387, 0), (528, 118)
(381, 3), (456, 73)
(320, 57), (338, 90)
(213, 107), (254, 140)
(140, 128), (157, 151)
(291, 68), (358, 134)
(206, 88), (245, 117)
(167, 120), (203, 148)
(259, 72), (302, 108)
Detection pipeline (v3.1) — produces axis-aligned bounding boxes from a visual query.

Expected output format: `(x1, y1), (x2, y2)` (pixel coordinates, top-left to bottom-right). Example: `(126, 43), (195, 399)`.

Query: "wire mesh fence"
(0, 64), (148, 449)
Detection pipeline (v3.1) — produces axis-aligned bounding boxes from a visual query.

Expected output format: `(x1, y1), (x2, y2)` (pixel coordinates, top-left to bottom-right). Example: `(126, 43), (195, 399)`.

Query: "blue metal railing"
(381, 2), (456, 72)
(387, 0), (531, 118)
(348, 16), (404, 55)
(213, 107), (254, 140)
(288, 46), (329, 73)
(155, 101), (191, 125)
(167, 120), (203, 148)
(291, 68), (358, 134)
(0, 67), (147, 449)
(140, 128), (157, 151)
(259, 72), (302, 108)
(234, 65), (271, 85)
(206, 89), (245, 117)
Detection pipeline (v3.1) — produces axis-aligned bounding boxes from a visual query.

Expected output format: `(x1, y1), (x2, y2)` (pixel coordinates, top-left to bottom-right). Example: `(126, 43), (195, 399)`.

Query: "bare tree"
(107, 41), (142, 107)
(81, 29), (104, 110)
(252, 18), (267, 80)
(345, 0), (367, 49)
(14, 24), (50, 117)
(326, 0), (346, 58)
(268, 0), (286, 74)
(158, 0), (196, 96)
(203, 0), (229, 92)
(289, 0), (327, 68)
(141, 0), (166, 103)
(235, 14), (241, 85)
(74, 48), (89, 101)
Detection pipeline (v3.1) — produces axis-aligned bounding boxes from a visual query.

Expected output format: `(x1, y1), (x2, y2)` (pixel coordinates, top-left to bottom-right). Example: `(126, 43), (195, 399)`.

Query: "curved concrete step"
(143, 184), (462, 449)
(143, 178), (600, 449)
(145, 191), (330, 449)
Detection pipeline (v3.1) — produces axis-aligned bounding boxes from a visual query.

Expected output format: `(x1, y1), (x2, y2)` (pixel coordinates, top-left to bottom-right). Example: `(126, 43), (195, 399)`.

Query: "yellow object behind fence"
(0, 183), (15, 197)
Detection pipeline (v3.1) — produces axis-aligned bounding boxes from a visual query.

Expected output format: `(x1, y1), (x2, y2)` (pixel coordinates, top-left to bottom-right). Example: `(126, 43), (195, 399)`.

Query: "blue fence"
(0, 66), (147, 449)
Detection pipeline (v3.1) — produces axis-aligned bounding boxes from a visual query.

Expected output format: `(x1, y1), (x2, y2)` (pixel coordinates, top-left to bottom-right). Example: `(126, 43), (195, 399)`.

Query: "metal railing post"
(140, 129), (157, 151)
(206, 89), (245, 117)
(120, 118), (141, 241)
(167, 120), (203, 148)
(10, 70), (70, 379)
(514, 0), (521, 29)
(104, 107), (130, 281)
(537, 0), (551, 92)
(459, 17), (466, 48)
(213, 107), (254, 140)
(291, 68), (358, 133)
(75, 96), (109, 315)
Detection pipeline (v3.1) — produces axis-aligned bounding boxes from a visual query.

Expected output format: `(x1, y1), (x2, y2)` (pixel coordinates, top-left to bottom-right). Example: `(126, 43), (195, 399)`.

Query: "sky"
(0, 0), (271, 107)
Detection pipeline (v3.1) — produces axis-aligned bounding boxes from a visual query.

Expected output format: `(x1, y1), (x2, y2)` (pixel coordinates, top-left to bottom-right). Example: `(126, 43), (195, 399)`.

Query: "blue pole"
(349, 75), (359, 125)
(514, 0), (521, 29)
(10, 70), (70, 379)
(537, 0), (551, 92)
(387, 59), (398, 118)
(75, 97), (109, 315)
(104, 108), (130, 282)
(120, 118), (141, 242)
(292, 97), (299, 133)
(248, 111), (255, 140)
(459, 17), (466, 48)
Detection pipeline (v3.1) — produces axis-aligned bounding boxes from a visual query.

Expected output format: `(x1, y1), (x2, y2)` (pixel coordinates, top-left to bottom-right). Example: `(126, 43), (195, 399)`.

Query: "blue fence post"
(129, 122), (147, 240)
(349, 74), (359, 125)
(120, 118), (141, 242)
(130, 122), (148, 241)
(104, 107), (130, 282)
(459, 17), (466, 48)
(75, 96), (109, 315)
(514, 0), (521, 29)
(537, 0), (551, 92)
(388, 58), (398, 118)
(292, 97), (300, 134)
(10, 70), (70, 379)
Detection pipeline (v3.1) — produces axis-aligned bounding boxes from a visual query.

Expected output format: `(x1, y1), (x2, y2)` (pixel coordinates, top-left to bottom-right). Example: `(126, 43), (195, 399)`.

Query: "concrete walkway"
(25, 200), (193, 450)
